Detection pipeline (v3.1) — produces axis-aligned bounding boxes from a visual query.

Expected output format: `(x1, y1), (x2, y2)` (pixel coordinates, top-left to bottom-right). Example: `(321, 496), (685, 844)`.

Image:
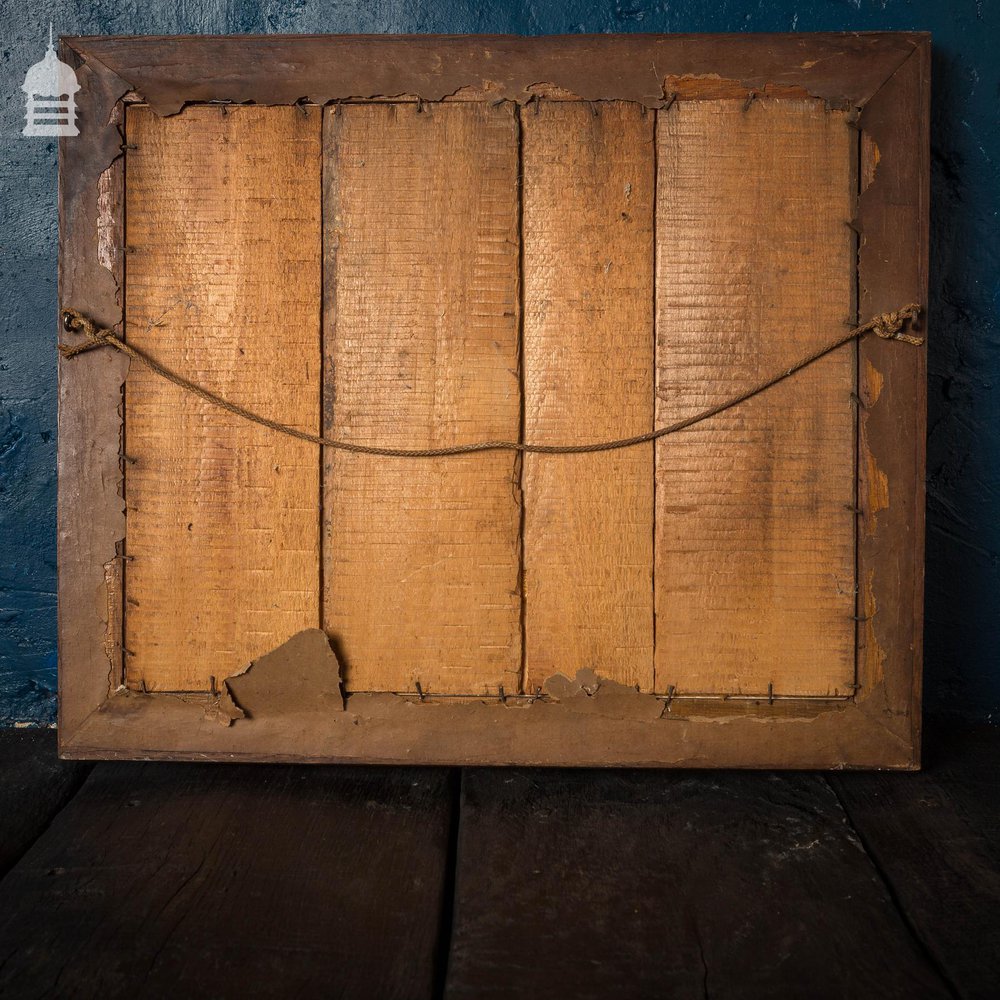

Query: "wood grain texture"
(855, 41), (930, 759)
(123, 106), (321, 692)
(0, 762), (454, 999)
(323, 103), (521, 695)
(446, 769), (951, 999)
(70, 34), (925, 118)
(522, 101), (654, 692)
(0, 730), (89, 880)
(830, 722), (1000, 999)
(57, 50), (131, 738)
(654, 99), (856, 696)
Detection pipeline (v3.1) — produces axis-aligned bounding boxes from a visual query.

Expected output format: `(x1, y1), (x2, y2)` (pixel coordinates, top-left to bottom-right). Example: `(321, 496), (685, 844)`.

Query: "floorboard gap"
(823, 773), (961, 1000)
(434, 768), (464, 999)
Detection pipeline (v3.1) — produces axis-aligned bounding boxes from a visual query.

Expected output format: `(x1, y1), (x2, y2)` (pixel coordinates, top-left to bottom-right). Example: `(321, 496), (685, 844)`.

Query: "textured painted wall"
(0, 1), (996, 725)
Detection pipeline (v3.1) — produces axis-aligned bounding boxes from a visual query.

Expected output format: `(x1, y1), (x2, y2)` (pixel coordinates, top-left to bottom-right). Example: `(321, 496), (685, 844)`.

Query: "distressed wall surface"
(0, 0), (996, 725)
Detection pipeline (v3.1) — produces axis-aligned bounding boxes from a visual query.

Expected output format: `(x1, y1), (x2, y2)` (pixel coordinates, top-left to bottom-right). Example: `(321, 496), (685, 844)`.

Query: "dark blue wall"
(1, 1), (996, 725)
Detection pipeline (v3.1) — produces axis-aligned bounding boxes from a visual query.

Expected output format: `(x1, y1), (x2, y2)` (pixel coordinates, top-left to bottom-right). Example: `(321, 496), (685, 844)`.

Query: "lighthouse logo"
(22, 25), (80, 137)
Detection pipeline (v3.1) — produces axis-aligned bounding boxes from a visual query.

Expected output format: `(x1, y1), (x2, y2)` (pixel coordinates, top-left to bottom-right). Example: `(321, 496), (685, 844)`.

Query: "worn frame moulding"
(57, 33), (929, 767)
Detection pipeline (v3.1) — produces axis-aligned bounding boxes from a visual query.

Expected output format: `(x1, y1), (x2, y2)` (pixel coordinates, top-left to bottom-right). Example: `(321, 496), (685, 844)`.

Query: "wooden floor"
(0, 723), (997, 999)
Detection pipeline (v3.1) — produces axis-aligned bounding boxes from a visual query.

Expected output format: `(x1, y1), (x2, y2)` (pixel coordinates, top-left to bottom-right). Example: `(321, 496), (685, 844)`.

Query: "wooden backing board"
(57, 34), (928, 767)
(522, 100), (655, 693)
(123, 105), (322, 692)
(322, 102), (522, 695)
(654, 99), (856, 697)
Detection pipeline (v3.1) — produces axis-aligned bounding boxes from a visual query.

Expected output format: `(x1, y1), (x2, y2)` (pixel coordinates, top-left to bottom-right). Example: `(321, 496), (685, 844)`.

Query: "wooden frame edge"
(855, 36), (930, 771)
(56, 33), (929, 767)
(66, 32), (926, 115)
(59, 693), (917, 770)
(57, 40), (131, 753)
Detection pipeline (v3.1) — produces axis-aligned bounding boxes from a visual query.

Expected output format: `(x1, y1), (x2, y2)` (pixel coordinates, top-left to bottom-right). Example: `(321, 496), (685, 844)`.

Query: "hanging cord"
(59, 304), (923, 458)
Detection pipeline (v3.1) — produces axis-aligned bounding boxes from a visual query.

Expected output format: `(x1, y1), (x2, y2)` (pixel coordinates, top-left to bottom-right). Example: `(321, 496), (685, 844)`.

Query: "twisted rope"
(59, 304), (923, 458)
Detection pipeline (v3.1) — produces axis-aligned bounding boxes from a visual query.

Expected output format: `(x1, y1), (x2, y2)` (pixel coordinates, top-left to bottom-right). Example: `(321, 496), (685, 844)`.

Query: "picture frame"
(57, 33), (929, 767)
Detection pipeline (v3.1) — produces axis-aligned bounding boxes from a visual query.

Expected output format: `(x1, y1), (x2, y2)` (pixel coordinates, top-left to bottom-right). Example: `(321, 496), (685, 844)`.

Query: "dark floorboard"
(829, 721), (1000, 1000)
(445, 770), (953, 1000)
(0, 730), (90, 879)
(0, 762), (456, 1000)
(0, 722), (998, 999)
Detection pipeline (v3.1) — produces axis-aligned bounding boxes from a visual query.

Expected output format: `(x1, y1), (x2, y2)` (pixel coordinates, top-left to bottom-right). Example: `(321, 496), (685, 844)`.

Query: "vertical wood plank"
(124, 106), (321, 692)
(323, 103), (521, 695)
(654, 100), (855, 696)
(522, 101), (655, 692)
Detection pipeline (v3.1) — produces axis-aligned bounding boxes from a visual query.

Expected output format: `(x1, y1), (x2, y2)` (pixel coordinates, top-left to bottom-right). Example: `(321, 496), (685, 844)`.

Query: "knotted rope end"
(870, 302), (924, 346)
(58, 308), (121, 359)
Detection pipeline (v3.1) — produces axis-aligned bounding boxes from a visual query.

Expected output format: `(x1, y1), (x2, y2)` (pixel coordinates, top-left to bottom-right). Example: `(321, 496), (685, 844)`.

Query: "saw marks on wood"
(323, 103), (521, 694)
(654, 100), (856, 696)
(120, 98), (860, 701)
(522, 101), (655, 692)
(123, 106), (321, 692)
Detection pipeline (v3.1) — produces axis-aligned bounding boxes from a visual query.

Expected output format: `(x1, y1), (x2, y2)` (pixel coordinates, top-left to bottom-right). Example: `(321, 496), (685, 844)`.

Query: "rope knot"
(870, 303), (924, 346)
(59, 309), (120, 359)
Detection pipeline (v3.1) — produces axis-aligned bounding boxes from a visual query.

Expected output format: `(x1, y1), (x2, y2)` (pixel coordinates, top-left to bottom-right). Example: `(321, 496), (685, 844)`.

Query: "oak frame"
(57, 33), (929, 767)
